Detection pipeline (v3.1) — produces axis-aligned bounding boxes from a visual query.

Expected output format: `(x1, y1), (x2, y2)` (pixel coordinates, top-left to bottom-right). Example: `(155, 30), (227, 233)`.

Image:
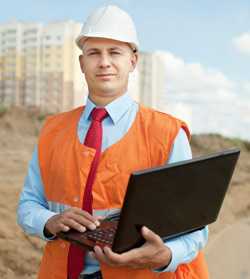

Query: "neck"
(88, 90), (126, 107)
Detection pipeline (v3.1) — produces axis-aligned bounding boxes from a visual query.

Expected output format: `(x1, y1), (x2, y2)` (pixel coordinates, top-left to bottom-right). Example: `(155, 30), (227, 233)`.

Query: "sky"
(1, 0), (250, 140)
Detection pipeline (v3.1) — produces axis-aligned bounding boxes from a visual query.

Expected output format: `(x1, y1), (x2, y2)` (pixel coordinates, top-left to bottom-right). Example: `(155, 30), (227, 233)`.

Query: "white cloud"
(154, 51), (250, 141)
(155, 51), (236, 102)
(242, 81), (250, 94)
(232, 32), (250, 55)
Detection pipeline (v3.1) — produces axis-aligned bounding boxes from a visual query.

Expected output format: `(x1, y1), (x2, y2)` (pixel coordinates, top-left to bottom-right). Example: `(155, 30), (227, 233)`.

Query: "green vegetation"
(37, 113), (48, 122)
(0, 104), (7, 117)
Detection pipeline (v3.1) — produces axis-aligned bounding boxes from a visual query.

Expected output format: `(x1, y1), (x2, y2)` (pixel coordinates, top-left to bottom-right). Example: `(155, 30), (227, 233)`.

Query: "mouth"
(96, 73), (116, 81)
(96, 74), (116, 77)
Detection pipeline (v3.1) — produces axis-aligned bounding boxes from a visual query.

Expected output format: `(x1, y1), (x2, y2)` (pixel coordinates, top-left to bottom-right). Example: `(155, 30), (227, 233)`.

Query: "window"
(23, 29), (37, 35)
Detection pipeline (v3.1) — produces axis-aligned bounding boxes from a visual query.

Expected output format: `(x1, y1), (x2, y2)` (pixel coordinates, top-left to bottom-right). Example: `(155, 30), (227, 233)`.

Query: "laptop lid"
(112, 148), (240, 253)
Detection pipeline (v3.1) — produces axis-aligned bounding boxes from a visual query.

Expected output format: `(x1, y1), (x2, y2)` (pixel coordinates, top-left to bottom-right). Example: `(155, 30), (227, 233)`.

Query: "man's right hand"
(44, 207), (100, 237)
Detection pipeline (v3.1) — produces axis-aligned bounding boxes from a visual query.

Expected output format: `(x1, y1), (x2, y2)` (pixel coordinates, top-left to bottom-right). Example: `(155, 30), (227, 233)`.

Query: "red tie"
(67, 107), (108, 279)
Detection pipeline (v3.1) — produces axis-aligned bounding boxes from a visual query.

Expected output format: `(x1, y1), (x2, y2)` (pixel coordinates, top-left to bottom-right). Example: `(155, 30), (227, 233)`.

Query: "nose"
(99, 54), (111, 69)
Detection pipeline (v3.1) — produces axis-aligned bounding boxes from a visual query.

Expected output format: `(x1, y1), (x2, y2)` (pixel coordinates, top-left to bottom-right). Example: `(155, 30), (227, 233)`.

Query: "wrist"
(44, 215), (57, 237)
(43, 225), (55, 238)
(156, 246), (172, 270)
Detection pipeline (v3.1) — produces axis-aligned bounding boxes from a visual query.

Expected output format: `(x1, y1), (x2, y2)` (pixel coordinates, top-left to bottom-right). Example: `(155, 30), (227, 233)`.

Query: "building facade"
(0, 20), (87, 113)
(137, 51), (166, 110)
(0, 20), (166, 112)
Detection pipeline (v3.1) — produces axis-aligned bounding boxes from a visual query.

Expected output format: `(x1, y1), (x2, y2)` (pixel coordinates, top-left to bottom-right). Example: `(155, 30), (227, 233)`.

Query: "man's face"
(79, 37), (137, 99)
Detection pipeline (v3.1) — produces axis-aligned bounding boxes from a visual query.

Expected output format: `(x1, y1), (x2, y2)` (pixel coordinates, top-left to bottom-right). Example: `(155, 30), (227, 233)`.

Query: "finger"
(62, 218), (86, 232)
(103, 247), (127, 265)
(103, 247), (151, 269)
(141, 226), (162, 245)
(69, 213), (97, 230)
(72, 208), (100, 225)
(93, 246), (111, 265)
(89, 251), (96, 259)
(59, 224), (70, 232)
(104, 246), (141, 264)
(65, 207), (100, 226)
(106, 228), (161, 262)
(62, 210), (98, 230)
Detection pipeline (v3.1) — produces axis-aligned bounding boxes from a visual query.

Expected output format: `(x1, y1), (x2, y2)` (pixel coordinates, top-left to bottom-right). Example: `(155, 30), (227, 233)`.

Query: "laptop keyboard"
(86, 226), (117, 245)
(57, 214), (120, 249)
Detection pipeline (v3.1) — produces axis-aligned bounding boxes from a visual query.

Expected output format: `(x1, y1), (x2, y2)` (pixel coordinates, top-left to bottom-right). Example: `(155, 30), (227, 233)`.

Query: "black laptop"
(58, 148), (240, 253)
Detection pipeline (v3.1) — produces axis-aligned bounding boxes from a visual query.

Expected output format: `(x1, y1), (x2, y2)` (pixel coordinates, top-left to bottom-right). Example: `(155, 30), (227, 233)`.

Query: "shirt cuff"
(32, 209), (58, 241)
(153, 238), (198, 273)
(153, 238), (184, 273)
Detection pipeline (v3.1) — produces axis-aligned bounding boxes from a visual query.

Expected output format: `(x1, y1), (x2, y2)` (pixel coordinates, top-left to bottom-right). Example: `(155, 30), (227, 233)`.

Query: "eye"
(88, 52), (99, 56)
(110, 51), (121, 55)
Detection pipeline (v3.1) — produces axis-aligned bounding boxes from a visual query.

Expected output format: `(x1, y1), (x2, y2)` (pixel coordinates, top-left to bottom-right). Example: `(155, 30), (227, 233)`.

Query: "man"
(17, 5), (209, 279)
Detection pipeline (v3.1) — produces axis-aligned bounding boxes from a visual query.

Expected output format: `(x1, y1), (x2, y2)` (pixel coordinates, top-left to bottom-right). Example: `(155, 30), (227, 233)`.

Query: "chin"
(99, 87), (119, 95)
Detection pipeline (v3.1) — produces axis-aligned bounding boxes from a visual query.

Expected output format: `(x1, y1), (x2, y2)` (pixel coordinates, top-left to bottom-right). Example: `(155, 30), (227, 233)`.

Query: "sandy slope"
(0, 107), (249, 278)
(205, 218), (250, 278)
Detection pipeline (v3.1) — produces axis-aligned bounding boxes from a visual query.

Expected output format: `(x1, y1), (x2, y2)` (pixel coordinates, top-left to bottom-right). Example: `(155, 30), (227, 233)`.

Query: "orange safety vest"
(37, 105), (209, 279)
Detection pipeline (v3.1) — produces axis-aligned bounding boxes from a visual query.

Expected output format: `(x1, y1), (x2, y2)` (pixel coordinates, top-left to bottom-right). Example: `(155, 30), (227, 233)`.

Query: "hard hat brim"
(75, 34), (138, 52)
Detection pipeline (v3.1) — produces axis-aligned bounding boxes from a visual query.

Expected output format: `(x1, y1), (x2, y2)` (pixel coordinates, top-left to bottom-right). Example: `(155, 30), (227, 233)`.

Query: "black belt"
(80, 271), (102, 279)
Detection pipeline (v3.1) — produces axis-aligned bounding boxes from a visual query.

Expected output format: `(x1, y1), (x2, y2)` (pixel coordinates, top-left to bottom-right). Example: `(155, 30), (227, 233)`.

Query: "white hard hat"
(75, 5), (139, 52)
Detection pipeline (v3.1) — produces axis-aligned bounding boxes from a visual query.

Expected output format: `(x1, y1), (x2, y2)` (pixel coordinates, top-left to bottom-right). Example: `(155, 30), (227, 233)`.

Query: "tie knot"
(91, 107), (108, 122)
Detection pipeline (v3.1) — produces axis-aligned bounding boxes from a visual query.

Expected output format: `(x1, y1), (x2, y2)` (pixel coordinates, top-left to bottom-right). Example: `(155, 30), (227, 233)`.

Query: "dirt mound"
(191, 134), (250, 235)
(0, 107), (249, 278)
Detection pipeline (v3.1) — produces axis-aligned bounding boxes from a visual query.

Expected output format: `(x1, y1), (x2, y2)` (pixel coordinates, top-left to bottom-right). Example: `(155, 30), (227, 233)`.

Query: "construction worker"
(17, 5), (209, 279)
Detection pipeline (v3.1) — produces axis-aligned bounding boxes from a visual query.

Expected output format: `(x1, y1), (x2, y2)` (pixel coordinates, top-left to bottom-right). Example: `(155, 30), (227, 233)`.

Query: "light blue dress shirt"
(17, 93), (208, 274)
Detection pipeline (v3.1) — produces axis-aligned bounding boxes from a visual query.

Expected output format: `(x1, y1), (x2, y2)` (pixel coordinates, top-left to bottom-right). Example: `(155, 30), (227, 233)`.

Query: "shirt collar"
(83, 93), (134, 124)
(83, 98), (96, 121)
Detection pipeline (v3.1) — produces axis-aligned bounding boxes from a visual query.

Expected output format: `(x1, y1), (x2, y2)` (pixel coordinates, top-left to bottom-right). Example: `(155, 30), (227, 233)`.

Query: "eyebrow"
(109, 47), (123, 51)
(85, 48), (100, 53)
(85, 47), (123, 53)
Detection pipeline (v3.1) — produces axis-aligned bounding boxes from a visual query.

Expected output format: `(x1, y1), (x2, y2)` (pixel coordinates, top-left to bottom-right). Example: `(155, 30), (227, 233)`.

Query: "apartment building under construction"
(0, 20), (87, 112)
(0, 20), (166, 113)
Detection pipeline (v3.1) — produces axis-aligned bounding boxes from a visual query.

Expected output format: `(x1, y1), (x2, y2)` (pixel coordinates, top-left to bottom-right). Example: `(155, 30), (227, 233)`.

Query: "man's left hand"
(91, 226), (172, 270)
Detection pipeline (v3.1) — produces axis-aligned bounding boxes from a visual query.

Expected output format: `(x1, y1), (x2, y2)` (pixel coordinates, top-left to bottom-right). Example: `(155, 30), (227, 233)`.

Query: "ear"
(129, 52), (138, 72)
(79, 55), (84, 74)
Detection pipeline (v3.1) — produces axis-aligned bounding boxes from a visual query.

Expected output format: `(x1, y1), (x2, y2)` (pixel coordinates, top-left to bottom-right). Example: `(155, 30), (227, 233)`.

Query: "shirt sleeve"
(154, 128), (209, 273)
(17, 145), (57, 240)
(167, 128), (192, 164)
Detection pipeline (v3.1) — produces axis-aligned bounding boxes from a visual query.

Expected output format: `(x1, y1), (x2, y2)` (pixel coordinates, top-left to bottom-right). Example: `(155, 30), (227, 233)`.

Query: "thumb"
(141, 226), (161, 244)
